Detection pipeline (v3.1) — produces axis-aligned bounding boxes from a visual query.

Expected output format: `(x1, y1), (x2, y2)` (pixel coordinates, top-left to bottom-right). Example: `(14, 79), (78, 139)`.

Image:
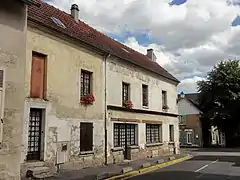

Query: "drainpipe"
(104, 53), (111, 165)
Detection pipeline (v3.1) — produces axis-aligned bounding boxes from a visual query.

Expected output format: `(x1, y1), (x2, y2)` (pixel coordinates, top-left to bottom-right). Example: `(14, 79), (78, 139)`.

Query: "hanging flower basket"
(80, 93), (95, 105)
(162, 104), (169, 110)
(123, 100), (133, 109)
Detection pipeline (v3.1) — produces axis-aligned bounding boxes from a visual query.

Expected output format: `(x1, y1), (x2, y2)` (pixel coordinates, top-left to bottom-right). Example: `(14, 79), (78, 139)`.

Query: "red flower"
(80, 93), (95, 105)
(123, 100), (133, 109)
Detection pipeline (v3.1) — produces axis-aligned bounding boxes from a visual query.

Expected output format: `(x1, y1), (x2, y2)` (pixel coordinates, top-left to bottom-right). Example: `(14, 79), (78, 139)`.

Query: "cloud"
(177, 76), (206, 93)
(46, 0), (240, 92)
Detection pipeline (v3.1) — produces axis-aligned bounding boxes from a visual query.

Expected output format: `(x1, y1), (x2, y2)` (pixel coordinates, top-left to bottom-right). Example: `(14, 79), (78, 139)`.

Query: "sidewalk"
(52, 153), (190, 180)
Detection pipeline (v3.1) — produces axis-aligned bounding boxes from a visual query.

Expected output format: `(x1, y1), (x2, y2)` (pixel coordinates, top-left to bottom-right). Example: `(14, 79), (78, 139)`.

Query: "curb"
(105, 155), (192, 180)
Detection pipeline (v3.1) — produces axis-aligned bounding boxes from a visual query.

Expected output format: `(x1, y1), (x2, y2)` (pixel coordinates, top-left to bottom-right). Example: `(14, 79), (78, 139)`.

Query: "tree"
(197, 60), (240, 147)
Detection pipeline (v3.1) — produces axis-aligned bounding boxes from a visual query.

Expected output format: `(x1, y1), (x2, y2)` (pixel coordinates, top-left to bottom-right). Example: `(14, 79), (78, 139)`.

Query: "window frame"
(169, 124), (174, 142)
(186, 131), (192, 144)
(179, 115), (186, 125)
(113, 123), (137, 148)
(162, 90), (167, 106)
(80, 69), (92, 97)
(122, 82), (130, 104)
(142, 84), (148, 107)
(146, 124), (162, 144)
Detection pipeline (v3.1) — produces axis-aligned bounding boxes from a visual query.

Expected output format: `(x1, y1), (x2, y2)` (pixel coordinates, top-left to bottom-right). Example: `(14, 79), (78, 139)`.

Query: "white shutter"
(0, 69), (5, 147)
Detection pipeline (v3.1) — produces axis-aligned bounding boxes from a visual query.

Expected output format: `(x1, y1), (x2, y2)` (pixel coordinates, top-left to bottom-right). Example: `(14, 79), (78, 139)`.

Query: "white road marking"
(194, 159), (219, 173)
(211, 159), (219, 164)
(194, 165), (209, 172)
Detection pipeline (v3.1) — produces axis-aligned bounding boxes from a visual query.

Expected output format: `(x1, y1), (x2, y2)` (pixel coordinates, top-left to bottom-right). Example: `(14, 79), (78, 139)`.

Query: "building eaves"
(27, 0), (180, 84)
(21, 0), (41, 7)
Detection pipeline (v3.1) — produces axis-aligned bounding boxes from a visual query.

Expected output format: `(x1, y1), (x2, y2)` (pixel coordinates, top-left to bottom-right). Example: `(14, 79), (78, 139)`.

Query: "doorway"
(27, 108), (43, 161)
(114, 123), (137, 159)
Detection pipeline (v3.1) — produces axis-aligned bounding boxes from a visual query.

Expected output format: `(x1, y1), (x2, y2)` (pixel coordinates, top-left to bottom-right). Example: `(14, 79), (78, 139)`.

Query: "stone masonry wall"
(0, 1), (27, 180)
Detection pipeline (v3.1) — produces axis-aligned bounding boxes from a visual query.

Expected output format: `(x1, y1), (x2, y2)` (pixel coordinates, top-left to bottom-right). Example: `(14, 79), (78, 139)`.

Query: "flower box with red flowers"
(80, 93), (95, 105)
(123, 100), (133, 109)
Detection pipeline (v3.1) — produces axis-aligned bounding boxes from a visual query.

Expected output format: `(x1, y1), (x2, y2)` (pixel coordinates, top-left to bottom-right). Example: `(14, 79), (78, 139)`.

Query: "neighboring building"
(178, 92), (225, 148)
(0, 0), (40, 180)
(0, 0), (179, 178)
(178, 92), (203, 147)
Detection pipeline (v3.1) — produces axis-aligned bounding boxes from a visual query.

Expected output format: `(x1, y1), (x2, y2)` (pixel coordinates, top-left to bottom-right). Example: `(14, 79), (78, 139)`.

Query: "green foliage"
(197, 60), (240, 145)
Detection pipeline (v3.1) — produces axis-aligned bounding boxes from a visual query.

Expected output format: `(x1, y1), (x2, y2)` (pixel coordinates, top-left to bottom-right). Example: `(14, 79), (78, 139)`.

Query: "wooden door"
(30, 53), (46, 99)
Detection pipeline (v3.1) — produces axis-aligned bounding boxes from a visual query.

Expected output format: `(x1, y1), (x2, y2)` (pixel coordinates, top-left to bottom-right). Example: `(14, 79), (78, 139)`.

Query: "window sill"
(146, 142), (163, 147)
(142, 106), (149, 109)
(111, 147), (124, 152)
(179, 123), (186, 126)
(79, 150), (94, 155)
(128, 145), (139, 149)
(162, 109), (169, 112)
(26, 97), (49, 102)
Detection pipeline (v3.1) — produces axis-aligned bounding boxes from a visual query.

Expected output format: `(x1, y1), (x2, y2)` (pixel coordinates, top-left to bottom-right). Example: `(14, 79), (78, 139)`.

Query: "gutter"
(21, 0), (41, 7)
(27, 17), (179, 84)
(104, 53), (111, 165)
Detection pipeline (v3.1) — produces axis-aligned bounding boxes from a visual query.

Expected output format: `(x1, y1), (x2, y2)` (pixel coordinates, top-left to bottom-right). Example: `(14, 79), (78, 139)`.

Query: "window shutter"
(0, 69), (5, 146)
(87, 123), (93, 151)
(80, 122), (93, 152)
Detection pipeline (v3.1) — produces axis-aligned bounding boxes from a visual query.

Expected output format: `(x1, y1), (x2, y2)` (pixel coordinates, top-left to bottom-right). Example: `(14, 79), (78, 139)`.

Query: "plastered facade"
(106, 57), (179, 162)
(22, 27), (105, 170)
(0, 1), (27, 180)
(21, 23), (179, 171)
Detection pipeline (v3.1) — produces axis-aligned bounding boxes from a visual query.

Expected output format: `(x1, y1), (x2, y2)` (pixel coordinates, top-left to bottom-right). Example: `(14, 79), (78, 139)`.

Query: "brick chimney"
(147, 49), (157, 61)
(71, 4), (79, 22)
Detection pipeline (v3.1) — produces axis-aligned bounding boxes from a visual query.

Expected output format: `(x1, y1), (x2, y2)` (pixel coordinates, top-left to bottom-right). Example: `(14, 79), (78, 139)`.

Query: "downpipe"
(104, 53), (111, 165)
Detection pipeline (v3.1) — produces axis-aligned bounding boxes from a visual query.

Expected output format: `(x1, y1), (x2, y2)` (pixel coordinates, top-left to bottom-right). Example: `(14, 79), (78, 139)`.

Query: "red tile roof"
(28, 0), (179, 83)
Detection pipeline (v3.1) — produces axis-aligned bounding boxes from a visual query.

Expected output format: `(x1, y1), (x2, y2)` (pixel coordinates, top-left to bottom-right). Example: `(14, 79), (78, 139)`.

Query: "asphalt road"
(128, 148), (240, 180)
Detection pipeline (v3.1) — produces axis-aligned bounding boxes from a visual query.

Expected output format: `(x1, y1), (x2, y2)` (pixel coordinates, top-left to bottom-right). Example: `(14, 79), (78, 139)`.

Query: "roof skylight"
(51, 17), (66, 29)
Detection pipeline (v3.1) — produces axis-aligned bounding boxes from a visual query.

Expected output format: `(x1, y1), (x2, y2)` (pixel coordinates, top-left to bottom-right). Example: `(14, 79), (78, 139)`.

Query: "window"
(114, 123), (136, 147)
(142, 84), (148, 107)
(81, 70), (92, 96)
(169, 125), (174, 142)
(146, 124), (162, 144)
(30, 52), (47, 99)
(186, 132), (192, 144)
(51, 17), (66, 29)
(179, 115), (186, 124)
(80, 122), (93, 152)
(162, 90), (167, 106)
(122, 82), (130, 103)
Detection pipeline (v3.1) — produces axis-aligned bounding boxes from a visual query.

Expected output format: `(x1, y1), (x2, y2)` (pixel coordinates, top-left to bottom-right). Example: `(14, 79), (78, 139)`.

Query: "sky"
(46, 0), (240, 93)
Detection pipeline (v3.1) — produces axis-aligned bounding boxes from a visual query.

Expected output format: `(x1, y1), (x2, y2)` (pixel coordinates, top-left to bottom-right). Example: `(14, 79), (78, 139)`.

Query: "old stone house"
(106, 53), (180, 162)
(0, 0), (40, 180)
(1, 0), (180, 178)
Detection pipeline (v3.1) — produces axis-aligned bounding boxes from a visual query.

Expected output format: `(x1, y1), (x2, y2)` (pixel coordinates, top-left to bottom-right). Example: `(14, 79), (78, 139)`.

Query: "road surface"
(129, 148), (240, 180)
